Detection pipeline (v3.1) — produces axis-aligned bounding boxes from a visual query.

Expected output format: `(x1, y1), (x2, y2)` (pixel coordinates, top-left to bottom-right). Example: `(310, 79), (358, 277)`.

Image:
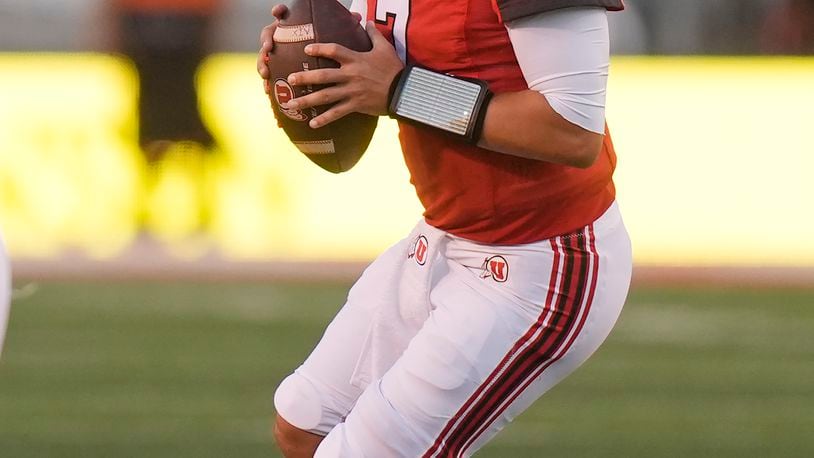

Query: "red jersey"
(364, 0), (624, 244)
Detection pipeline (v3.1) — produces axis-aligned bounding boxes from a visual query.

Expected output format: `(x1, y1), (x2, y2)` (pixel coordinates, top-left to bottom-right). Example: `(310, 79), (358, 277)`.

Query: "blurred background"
(0, 0), (812, 457)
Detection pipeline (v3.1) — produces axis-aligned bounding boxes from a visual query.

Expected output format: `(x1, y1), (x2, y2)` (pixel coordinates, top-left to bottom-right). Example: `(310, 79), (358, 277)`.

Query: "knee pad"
(274, 372), (329, 435)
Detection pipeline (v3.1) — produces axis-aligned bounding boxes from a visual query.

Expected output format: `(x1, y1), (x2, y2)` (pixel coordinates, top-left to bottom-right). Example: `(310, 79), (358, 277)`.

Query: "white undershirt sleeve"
(346, 0), (368, 20)
(505, 7), (611, 135)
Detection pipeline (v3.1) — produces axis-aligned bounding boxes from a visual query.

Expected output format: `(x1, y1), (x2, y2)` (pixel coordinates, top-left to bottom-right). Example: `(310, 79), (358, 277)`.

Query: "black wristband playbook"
(387, 66), (493, 144)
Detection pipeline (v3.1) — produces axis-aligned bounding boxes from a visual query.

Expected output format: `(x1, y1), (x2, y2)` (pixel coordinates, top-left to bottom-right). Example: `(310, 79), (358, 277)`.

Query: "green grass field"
(0, 281), (812, 457)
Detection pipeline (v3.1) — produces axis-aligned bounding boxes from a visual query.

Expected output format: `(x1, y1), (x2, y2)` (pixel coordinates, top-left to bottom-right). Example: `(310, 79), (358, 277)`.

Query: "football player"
(258, 0), (631, 456)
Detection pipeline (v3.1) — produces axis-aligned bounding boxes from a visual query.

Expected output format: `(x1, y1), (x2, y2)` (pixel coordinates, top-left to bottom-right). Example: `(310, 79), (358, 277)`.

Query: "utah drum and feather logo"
(274, 79), (308, 121)
(408, 235), (429, 266)
(480, 255), (509, 282)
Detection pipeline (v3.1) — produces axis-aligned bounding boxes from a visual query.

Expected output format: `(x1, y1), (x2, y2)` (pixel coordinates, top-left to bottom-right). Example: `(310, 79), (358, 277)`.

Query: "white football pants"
(275, 202), (632, 457)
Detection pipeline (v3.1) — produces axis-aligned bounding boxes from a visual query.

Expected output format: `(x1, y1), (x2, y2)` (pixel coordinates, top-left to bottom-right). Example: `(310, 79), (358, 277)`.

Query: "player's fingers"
(309, 101), (353, 129)
(257, 46), (272, 78)
(258, 22), (277, 78)
(259, 23), (276, 48)
(366, 21), (389, 49)
(288, 68), (346, 86)
(271, 4), (289, 20)
(285, 86), (344, 112)
(352, 12), (363, 23)
(305, 43), (356, 64)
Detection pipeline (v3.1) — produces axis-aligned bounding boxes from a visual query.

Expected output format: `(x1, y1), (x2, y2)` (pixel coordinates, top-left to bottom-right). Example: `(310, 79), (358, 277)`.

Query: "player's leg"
(272, 236), (410, 456)
(0, 234), (11, 358)
(314, 203), (631, 457)
(273, 415), (324, 458)
(450, 212), (633, 455)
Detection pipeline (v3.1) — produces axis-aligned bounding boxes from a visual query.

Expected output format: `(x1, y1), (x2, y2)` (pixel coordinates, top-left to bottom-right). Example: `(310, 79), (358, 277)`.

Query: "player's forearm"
(479, 7), (610, 168)
(477, 90), (604, 168)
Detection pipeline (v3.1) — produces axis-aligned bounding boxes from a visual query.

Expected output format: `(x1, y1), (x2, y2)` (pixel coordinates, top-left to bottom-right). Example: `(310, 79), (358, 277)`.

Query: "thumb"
(365, 21), (390, 48)
(271, 4), (289, 20)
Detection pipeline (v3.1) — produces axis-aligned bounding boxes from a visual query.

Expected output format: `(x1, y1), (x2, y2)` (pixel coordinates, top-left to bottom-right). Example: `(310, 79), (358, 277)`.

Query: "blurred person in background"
(98, 0), (225, 244)
(106, 0), (223, 161)
(760, 0), (814, 54)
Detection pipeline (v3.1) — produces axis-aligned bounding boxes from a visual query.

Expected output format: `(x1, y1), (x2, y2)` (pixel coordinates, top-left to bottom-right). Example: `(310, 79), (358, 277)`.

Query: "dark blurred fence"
(0, 0), (811, 55)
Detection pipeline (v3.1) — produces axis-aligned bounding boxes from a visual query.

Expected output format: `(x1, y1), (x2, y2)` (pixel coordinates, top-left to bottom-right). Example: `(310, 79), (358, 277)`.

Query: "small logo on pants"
(408, 235), (429, 266)
(481, 255), (509, 282)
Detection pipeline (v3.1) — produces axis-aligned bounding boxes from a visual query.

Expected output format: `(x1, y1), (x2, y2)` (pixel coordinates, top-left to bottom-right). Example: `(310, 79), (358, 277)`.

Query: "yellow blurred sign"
(0, 54), (812, 266)
(0, 54), (143, 258)
(196, 54), (422, 260)
(608, 57), (814, 266)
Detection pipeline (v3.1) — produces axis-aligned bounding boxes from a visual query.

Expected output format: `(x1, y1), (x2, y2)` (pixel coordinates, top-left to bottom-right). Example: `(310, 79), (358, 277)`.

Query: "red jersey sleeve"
(494, 0), (624, 23)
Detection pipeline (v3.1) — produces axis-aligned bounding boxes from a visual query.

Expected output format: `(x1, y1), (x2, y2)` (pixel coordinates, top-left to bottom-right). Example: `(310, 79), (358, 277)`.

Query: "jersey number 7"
(374, 0), (410, 63)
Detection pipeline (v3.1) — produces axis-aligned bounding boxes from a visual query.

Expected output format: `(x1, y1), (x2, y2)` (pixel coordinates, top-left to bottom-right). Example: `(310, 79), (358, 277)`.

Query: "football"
(268, 0), (378, 174)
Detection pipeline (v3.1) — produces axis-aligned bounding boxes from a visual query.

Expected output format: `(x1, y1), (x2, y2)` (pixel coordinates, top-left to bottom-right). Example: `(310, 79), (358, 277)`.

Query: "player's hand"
(284, 21), (404, 129)
(257, 5), (367, 98)
(257, 4), (289, 96)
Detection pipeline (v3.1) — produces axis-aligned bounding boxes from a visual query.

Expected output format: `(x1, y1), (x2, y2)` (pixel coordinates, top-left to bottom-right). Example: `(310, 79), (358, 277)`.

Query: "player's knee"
(340, 380), (428, 455)
(273, 373), (329, 456)
(273, 372), (327, 433)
